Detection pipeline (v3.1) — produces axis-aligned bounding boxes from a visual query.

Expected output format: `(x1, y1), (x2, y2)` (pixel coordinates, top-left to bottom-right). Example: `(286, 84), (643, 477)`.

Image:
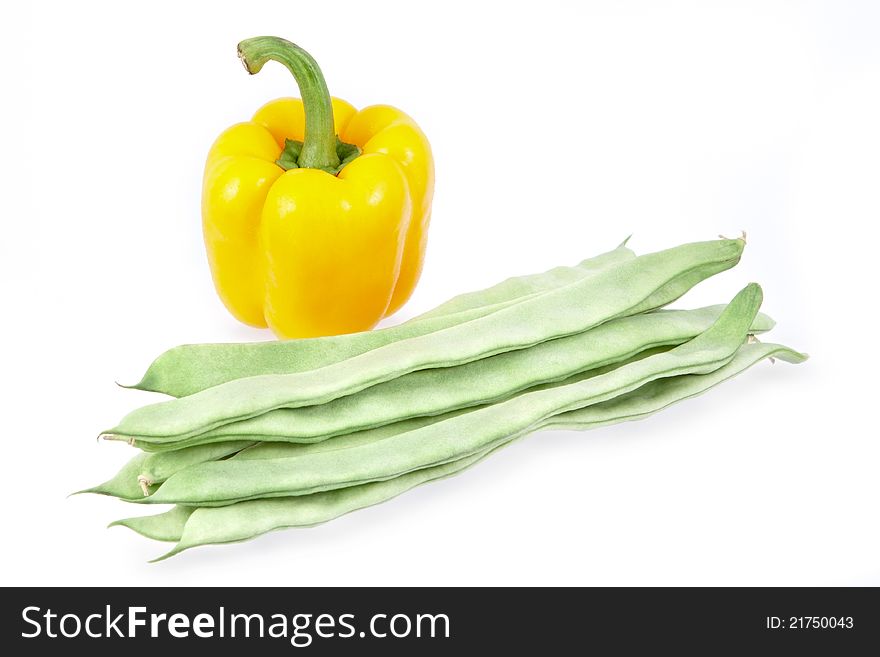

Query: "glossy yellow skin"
(203, 97), (434, 338)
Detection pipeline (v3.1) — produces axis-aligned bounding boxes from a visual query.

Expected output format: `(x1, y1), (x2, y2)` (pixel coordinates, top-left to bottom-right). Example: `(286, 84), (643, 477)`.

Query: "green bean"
(91, 343), (679, 498)
(119, 354), (644, 492)
(104, 238), (744, 443)
(109, 341), (678, 490)
(108, 347), (654, 493)
(119, 340), (805, 558)
(100, 351), (646, 495)
(137, 306), (774, 452)
(91, 301), (767, 495)
(129, 243), (636, 397)
(140, 283), (761, 506)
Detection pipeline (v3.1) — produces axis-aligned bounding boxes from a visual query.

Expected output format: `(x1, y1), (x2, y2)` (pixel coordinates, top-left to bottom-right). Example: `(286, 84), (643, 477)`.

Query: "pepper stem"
(237, 36), (340, 171)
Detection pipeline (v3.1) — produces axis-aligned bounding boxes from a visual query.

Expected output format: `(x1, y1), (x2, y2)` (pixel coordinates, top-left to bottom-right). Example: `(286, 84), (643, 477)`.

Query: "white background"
(3, 0), (878, 585)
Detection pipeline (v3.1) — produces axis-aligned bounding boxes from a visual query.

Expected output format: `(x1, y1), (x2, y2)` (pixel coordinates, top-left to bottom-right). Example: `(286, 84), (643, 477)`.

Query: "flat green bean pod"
(98, 355), (640, 497)
(94, 351), (640, 499)
(140, 283), (761, 506)
(117, 340), (805, 559)
(101, 346), (652, 495)
(104, 238), (744, 443)
(132, 305), (775, 451)
(129, 243), (636, 397)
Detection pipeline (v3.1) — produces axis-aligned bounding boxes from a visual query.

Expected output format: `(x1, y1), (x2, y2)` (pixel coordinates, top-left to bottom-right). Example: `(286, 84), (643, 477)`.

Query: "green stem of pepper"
(237, 36), (340, 172)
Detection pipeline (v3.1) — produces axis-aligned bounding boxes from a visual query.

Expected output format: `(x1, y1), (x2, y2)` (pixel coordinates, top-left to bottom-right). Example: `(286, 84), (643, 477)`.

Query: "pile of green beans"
(80, 238), (806, 560)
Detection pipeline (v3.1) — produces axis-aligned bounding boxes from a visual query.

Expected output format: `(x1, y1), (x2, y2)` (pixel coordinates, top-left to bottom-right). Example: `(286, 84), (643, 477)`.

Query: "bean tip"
(149, 548), (180, 563)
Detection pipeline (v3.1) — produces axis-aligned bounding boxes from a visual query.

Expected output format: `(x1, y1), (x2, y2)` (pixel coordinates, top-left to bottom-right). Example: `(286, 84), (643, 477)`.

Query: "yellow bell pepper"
(203, 37), (434, 338)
